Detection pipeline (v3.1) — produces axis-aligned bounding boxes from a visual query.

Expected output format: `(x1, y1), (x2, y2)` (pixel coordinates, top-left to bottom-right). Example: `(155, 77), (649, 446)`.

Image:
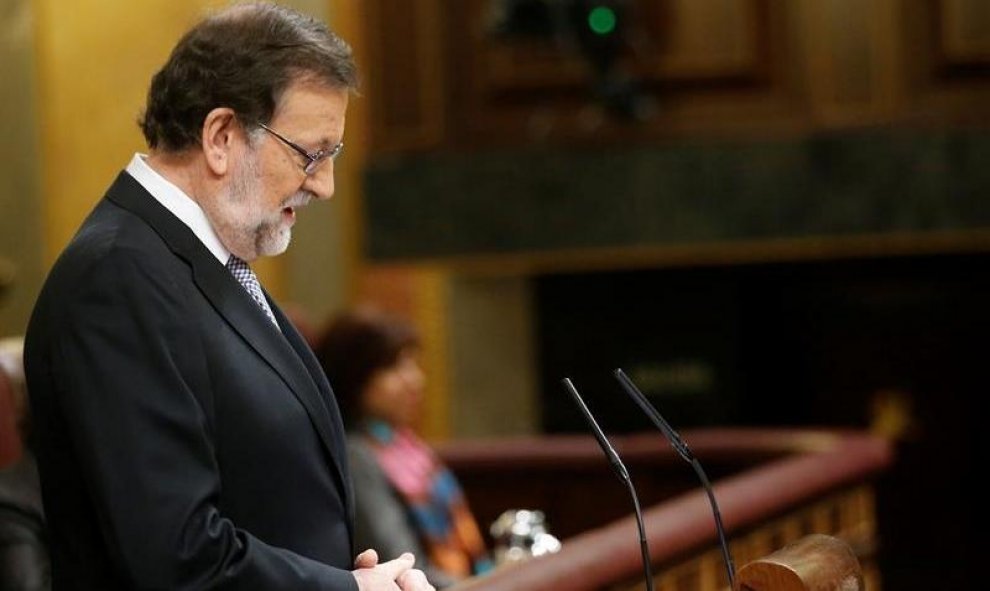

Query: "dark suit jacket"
(24, 172), (358, 590)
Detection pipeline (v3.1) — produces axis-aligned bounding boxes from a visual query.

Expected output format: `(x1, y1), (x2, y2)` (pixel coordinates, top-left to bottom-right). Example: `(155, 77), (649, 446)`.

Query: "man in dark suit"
(23, 4), (433, 590)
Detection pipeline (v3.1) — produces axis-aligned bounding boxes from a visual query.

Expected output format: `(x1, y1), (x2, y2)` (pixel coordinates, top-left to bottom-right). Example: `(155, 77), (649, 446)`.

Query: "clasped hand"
(352, 549), (436, 591)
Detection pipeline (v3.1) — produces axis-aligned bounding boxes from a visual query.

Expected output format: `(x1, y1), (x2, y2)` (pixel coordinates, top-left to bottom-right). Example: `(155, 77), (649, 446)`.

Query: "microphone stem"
(562, 378), (655, 591)
(625, 476), (655, 591)
(691, 458), (735, 588)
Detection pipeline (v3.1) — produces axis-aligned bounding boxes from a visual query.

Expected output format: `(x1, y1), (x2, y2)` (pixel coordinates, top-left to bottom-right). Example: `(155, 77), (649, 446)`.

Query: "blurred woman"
(314, 307), (492, 589)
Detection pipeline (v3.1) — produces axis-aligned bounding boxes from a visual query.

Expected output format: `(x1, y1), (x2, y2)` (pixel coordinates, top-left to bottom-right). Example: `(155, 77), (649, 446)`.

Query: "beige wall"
(0, 0), (44, 337)
(33, 0), (221, 265)
(447, 276), (540, 437)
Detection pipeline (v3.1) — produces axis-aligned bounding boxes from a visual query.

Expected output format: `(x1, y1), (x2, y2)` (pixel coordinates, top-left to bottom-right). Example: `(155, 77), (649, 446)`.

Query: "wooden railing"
(0, 356), (22, 467)
(439, 429), (892, 591)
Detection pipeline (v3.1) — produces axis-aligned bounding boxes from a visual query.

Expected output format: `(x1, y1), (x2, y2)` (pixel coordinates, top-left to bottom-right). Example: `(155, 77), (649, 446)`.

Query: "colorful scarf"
(363, 421), (493, 577)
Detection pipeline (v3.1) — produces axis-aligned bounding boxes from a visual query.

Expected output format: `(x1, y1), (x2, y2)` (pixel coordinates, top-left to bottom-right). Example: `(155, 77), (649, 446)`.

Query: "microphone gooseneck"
(562, 378), (655, 591)
(614, 368), (736, 589)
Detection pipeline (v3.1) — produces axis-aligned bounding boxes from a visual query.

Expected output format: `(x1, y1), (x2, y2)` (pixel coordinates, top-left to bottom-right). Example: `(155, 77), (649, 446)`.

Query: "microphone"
(614, 368), (736, 588)
(562, 378), (654, 591)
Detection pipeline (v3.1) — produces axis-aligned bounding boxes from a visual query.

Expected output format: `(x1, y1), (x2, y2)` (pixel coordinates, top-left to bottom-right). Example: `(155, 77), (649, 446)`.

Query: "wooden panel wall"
(899, 0), (990, 125)
(363, 0), (447, 152)
(362, 0), (990, 155)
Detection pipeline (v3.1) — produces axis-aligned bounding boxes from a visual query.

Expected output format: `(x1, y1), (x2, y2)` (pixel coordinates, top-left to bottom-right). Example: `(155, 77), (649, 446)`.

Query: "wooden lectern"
(734, 534), (863, 591)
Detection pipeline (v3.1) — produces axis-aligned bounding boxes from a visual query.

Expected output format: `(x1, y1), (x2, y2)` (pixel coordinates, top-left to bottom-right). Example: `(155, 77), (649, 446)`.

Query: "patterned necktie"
(226, 255), (279, 329)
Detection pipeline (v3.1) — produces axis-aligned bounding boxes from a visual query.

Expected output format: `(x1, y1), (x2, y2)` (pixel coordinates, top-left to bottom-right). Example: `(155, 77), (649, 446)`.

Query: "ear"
(201, 107), (239, 176)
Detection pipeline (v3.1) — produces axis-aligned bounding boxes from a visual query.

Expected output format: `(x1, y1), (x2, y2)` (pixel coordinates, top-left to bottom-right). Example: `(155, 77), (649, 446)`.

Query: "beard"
(215, 149), (312, 260)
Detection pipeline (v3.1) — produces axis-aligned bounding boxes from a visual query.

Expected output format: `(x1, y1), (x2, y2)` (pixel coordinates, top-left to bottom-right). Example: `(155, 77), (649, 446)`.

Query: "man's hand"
(352, 550), (436, 591)
(354, 549), (380, 570)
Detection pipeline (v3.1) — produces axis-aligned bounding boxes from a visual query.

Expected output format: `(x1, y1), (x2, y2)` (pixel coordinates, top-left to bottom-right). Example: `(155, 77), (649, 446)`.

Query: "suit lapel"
(104, 172), (351, 503)
(272, 302), (354, 531)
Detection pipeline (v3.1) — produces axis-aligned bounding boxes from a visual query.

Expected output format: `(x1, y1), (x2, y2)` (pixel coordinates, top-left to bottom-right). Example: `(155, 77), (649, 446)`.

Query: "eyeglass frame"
(256, 122), (343, 176)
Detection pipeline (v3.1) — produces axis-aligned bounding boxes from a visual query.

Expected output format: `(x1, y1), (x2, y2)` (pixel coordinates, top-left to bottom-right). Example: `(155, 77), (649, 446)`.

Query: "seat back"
(0, 339), (24, 468)
(0, 363), (21, 469)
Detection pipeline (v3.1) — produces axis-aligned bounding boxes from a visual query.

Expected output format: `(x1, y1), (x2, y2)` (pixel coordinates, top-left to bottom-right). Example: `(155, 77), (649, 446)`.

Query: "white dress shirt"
(125, 153), (230, 265)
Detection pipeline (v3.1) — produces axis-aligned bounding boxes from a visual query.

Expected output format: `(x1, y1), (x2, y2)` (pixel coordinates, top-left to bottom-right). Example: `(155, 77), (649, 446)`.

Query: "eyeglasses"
(257, 122), (343, 176)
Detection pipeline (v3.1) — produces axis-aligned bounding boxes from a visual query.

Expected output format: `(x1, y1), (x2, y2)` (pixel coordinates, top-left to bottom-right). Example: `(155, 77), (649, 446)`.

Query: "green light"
(588, 6), (617, 35)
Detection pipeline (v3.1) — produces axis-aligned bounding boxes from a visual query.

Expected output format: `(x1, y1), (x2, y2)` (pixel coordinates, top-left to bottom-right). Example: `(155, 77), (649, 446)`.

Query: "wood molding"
(365, 229), (990, 278)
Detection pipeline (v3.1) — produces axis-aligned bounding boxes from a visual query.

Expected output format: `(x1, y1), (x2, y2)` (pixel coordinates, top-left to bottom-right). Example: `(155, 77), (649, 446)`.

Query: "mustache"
(281, 192), (314, 209)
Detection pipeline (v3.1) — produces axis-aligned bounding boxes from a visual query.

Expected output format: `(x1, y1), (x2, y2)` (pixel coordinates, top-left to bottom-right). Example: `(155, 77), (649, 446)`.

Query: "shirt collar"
(124, 153), (231, 265)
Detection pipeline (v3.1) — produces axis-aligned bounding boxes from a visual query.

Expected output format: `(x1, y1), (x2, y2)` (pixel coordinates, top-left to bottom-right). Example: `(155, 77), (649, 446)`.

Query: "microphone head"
(561, 377), (630, 482)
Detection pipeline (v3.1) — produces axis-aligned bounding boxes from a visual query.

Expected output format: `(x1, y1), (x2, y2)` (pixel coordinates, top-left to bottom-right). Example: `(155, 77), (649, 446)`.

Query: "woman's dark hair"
(139, 2), (358, 152)
(314, 307), (420, 428)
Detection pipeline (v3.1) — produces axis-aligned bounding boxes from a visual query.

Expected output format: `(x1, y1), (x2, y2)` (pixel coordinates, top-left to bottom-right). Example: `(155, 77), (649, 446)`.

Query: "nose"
(405, 360), (426, 393)
(302, 162), (335, 201)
